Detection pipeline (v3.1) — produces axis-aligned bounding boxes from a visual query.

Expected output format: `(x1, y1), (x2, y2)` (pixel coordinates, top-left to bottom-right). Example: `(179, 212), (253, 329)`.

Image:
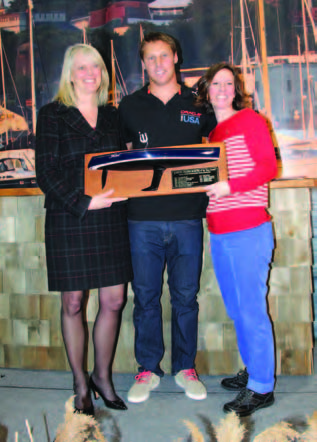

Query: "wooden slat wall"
(269, 188), (313, 375)
(312, 188), (317, 341)
(0, 188), (314, 375)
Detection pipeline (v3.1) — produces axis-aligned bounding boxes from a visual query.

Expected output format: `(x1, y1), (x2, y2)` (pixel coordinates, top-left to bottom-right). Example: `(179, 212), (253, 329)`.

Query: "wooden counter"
(0, 179), (315, 375)
(270, 177), (317, 189)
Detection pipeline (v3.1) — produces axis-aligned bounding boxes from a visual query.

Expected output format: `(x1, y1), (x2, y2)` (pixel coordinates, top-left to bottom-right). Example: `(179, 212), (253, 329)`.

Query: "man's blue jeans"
(128, 219), (203, 376)
(210, 222), (275, 393)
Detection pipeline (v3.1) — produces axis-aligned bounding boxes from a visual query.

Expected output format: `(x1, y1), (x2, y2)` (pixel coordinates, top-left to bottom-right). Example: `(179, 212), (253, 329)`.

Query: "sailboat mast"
(240, 0), (247, 77)
(230, 0), (234, 64)
(28, 0), (36, 135)
(110, 40), (117, 107)
(301, 0), (314, 137)
(297, 35), (306, 137)
(257, 0), (272, 121)
(0, 30), (8, 144)
(140, 24), (145, 86)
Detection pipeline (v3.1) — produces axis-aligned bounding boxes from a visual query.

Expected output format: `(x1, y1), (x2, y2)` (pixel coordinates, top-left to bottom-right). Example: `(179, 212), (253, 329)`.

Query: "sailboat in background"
(181, 0), (317, 179)
(270, 0), (317, 178)
(0, 0), (37, 190)
(108, 39), (128, 107)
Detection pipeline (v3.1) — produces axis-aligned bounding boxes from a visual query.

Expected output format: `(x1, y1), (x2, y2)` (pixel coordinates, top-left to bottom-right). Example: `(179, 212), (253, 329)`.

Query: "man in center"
(119, 32), (216, 403)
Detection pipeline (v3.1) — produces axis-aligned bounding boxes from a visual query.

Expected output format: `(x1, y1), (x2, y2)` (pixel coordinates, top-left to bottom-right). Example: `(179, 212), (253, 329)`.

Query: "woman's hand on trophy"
(88, 189), (127, 210)
(205, 181), (231, 199)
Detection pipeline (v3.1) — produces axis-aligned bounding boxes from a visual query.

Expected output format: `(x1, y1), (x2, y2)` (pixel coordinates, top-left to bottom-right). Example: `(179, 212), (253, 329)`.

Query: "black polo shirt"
(119, 84), (217, 221)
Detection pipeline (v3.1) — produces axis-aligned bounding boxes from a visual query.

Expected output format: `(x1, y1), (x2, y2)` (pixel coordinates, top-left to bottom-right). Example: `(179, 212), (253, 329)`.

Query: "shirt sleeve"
(228, 111), (278, 194)
(35, 104), (91, 219)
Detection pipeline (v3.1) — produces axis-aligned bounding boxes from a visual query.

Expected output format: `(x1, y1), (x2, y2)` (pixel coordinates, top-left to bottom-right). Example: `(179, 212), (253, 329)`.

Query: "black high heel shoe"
(73, 379), (95, 416)
(74, 403), (95, 416)
(89, 376), (128, 411)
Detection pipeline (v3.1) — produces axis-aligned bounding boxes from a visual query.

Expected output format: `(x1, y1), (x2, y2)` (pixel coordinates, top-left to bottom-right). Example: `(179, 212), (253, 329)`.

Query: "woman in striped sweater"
(196, 62), (277, 417)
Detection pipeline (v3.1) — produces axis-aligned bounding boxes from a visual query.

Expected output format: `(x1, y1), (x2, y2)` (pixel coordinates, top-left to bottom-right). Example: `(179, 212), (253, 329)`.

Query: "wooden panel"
(112, 322), (138, 373)
(40, 295), (60, 320)
(223, 322), (238, 350)
(0, 184), (315, 375)
(196, 350), (243, 375)
(27, 320), (50, 346)
(200, 322), (224, 351)
(198, 295), (228, 322)
(0, 319), (12, 344)
(269, 296), (312, 322)
(270, 210), (311, 240)
(274, 323), (313, 350)
(10, 294), (40, 319)
(0, 217), (16, 242)
(25, 269), (49, 292)
(270, 188), (311, 211)
(0, 197), (17, 216)
(0, 345), (4, 366)
(3, 345), (67, 370)
(274, 239), (312, 267)
(0, 294), (10, 318)
(278, 349), (313, 375)
(35, 214), (45, 242)
(4, 270), (26, 294)
(269, 266), (312, 296)
(22, 243), (47, 269)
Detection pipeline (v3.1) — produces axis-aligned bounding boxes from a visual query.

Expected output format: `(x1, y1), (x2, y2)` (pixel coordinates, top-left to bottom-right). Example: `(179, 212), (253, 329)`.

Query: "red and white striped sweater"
(206, 108), (277, 234)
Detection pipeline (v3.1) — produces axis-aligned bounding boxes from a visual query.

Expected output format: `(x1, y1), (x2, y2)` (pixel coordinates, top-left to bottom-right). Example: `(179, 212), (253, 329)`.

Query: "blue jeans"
(128, 219), (203, 376)
(210, 222), (275, 394)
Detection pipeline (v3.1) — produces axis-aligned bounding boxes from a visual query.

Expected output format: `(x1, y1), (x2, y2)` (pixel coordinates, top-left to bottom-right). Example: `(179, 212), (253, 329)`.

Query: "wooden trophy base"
(85, 143), (227, 198)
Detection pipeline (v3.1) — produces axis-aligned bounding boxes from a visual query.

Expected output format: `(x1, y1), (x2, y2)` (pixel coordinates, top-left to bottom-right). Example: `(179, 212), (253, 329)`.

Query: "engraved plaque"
(172, 167), (219, 189)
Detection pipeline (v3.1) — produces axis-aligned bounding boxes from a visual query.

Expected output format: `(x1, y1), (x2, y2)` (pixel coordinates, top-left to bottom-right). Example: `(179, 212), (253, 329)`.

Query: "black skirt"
(45, 203), (133, 291)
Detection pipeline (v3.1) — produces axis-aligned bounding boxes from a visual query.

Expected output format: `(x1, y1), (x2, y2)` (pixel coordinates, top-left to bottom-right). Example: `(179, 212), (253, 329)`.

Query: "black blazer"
(35, 101), (123, 219)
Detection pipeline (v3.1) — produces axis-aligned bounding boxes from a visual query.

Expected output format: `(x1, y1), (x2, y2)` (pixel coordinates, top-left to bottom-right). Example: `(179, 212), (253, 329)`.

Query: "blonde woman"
(36, 44), (133, 414)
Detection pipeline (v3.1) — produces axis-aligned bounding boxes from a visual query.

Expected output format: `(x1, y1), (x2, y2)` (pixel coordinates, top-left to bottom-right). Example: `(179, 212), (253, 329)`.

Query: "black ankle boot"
(223, 387), (274, 417)
(221, 368), (249, 391)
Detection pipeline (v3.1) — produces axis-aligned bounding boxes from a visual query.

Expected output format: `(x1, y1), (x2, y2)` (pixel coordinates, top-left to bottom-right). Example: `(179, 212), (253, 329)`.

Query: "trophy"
(85, 143), (227, 198)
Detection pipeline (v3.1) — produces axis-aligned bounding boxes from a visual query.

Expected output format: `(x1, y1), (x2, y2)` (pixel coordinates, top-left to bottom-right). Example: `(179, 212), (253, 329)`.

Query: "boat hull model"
(0, 148), (37, 189)
(85, 143), (227, 198)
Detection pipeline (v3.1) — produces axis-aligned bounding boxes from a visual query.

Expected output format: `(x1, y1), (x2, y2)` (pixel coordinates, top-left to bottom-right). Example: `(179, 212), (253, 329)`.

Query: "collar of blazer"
(54, 102), (115, 139)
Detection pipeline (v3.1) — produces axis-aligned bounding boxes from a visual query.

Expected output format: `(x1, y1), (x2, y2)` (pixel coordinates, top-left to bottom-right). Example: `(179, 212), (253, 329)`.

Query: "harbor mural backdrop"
(0, 0), (316, 367)
(0, 0), (317, 192)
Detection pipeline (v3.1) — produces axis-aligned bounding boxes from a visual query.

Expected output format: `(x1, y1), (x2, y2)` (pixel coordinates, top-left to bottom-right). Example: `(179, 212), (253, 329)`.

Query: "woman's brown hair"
(196, 62), (251, 113)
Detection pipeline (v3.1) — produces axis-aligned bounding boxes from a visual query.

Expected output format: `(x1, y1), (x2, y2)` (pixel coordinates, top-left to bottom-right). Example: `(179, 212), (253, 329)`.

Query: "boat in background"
(0, 0), (37, 191)
(0, 148), (36, 188)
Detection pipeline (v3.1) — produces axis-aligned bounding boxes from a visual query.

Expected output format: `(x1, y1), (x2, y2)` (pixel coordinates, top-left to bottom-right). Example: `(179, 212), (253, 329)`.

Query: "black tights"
(61, 285), (125, 409)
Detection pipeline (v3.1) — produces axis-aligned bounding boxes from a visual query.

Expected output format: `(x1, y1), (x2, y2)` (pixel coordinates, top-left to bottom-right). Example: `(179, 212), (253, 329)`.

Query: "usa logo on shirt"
(180, 110), (201, 125)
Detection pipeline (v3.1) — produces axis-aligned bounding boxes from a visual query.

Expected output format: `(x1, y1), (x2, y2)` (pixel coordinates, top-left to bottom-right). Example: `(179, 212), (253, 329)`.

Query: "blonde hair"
(54, 44), (109, 107)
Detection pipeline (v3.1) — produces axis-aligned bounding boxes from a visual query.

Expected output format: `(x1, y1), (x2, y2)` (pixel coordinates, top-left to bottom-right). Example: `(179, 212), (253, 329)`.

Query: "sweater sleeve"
(228, 111), (277, 194)
(35, 104), (91, 219)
